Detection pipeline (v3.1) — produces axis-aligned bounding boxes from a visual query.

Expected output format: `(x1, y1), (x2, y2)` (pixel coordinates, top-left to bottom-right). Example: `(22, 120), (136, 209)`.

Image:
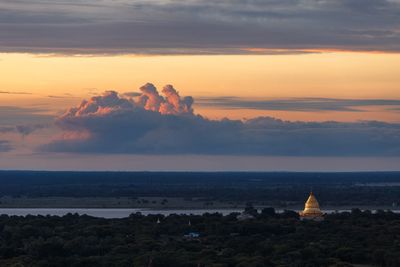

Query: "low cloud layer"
(42, 84), (400, 156)
(1, 0), (400, 54)
(0, 106), (53, 125)
(0, 124), (47, 136)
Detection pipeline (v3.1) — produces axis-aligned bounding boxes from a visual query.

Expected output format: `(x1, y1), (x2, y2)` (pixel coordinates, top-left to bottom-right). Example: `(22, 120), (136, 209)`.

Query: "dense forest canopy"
(0, 209), (400, 267)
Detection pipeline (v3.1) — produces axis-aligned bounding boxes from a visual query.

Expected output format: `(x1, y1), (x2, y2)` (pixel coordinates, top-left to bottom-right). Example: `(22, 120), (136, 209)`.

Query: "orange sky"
(1, 52), (400, 122)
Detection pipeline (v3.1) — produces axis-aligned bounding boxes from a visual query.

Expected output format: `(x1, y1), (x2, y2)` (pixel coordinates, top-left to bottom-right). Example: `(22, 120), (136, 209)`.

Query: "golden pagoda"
(299, 192), (324, 221)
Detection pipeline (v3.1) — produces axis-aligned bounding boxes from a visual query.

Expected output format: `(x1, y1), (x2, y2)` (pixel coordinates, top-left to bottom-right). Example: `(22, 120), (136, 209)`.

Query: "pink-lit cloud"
(62, 83), (193, 119)
(40, 83), (400, 156)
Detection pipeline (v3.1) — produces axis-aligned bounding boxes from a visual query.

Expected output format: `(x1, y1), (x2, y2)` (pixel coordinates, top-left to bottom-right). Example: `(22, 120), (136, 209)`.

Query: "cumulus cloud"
(41, 83), (400, 156)
(61, 84), (193, 118)
(160, 85), (194, 115)
(135, 83), (194, 115)
(63, 90), (135, 117)
(1, 0), (400, 54)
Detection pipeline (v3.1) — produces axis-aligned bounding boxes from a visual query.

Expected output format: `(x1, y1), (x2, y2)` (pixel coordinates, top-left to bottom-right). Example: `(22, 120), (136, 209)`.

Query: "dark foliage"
(0, 210), (400, 266)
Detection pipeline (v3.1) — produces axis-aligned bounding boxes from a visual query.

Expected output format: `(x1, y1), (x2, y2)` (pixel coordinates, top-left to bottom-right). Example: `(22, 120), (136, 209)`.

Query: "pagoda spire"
(299, 191), (324, 221)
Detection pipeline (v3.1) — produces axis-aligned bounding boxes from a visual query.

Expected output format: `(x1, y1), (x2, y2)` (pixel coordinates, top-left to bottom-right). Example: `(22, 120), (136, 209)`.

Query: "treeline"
(2, 185), (400, 206)
(0, 209), (400, 266)
(0, 171), (400, 206)
(2, 171), (399, 187)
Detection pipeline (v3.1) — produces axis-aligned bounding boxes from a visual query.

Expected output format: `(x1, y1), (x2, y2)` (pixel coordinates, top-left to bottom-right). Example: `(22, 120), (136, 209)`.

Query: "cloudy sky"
(0, 0), (400, 171)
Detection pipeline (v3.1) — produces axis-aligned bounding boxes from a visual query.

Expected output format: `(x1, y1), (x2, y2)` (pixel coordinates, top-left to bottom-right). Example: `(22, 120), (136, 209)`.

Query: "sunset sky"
(1, 0), (400, 171)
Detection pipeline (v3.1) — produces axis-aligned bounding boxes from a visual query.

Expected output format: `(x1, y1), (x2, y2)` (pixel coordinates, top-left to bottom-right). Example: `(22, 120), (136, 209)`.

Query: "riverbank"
(0, 207), (399, 219)
(1, 196), (398, 212)
(0, 196), (398, 211)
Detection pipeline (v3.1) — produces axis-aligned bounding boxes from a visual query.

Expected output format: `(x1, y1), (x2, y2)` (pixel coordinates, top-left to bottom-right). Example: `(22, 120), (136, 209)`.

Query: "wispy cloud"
(196, 97), (400, 112)
(0, 91), (31, 95)
(47, 94), (77, 99)
(1, 0), (400, 54)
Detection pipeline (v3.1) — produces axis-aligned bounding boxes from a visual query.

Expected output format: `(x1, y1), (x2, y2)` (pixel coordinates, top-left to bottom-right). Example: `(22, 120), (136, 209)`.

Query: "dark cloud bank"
(1, 0), (400, 54)
(41, 84), (400, 156)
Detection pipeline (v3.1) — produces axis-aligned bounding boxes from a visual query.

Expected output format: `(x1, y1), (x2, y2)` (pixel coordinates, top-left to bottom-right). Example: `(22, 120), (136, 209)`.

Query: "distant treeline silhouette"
(0, 171), (399, 205)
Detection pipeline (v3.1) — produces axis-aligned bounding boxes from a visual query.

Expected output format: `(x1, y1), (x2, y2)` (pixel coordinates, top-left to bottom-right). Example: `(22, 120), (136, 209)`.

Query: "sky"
(0, 0), (400, 171)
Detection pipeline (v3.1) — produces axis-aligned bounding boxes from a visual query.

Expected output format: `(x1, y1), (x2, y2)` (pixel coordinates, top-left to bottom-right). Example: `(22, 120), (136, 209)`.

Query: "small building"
(184, 232), (200, 239)
(299, 192), (324, 221)
(236, 212), (255, 221)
